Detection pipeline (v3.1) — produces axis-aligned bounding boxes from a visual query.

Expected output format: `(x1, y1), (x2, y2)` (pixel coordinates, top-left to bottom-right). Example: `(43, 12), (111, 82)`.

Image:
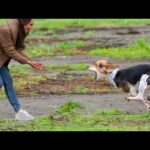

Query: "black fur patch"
(113, 64), (150, 87)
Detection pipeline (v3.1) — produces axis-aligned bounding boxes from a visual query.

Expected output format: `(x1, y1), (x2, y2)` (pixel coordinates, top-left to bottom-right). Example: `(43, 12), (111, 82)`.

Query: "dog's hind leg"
(134, 81), (139, 93)
(128, 82), (139, 97)
(126, 74), (149, 101)
(129, 86), (138, 97)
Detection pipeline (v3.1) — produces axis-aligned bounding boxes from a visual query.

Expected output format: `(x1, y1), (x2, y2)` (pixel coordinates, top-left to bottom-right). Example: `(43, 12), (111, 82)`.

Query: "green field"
(0, 102), (150, 131)
(1, 19), (150, 29)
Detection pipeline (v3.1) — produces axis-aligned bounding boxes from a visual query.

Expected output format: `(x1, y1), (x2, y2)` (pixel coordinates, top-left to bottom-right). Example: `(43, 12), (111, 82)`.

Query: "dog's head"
(88, 59), (119, 80)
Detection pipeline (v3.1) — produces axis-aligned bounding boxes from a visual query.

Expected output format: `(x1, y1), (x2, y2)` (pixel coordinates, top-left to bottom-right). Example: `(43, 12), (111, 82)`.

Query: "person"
(0, 19), (45, 120)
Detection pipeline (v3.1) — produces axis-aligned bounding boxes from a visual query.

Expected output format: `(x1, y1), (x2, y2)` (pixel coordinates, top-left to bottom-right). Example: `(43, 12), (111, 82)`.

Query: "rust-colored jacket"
(0, 19), (30, 68)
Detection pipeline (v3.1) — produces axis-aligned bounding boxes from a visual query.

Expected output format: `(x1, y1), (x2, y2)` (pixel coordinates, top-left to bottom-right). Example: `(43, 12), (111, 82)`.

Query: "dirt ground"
(1, 25), (150, 119)
(0, 94), (148, 119)
(1, 56), (150, 119)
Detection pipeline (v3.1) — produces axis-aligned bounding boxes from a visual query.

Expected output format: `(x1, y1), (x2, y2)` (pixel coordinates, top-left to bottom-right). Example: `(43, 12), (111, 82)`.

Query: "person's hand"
(27, 60), (46, 71)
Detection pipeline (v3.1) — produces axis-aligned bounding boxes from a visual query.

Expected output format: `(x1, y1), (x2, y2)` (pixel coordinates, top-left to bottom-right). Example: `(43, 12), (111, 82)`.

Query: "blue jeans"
(0, 65), (21, 112)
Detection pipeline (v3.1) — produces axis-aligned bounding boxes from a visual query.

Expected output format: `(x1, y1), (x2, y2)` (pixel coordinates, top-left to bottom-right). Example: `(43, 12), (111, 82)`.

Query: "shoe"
(15, 109), (34, 121)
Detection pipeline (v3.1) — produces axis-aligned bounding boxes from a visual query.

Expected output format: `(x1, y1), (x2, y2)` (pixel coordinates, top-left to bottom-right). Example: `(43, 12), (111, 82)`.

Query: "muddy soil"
(17, 76), (117, 96)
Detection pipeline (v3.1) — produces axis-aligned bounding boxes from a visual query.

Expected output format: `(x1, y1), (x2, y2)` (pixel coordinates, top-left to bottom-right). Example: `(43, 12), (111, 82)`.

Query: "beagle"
(89, 60), (150, 109)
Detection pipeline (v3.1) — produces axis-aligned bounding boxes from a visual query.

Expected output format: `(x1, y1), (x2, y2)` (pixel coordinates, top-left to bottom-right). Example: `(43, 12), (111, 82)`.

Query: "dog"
(89, 59), (150, 109)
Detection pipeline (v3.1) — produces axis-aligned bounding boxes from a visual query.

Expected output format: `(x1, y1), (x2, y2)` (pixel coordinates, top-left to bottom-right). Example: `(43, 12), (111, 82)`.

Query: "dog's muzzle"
(88, 66), (98, 81)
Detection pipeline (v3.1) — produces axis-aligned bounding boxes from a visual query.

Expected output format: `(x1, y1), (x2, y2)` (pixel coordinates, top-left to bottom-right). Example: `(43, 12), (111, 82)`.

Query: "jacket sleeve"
(0, 29), (30, 64)
(19, 49), (31, 60)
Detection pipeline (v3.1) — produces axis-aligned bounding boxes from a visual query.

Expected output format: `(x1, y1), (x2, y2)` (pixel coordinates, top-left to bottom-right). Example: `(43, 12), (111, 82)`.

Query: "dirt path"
(0, 93), (148, 119)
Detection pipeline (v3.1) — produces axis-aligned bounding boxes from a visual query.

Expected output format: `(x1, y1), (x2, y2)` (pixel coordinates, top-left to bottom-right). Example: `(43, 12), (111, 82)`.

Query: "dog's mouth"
(89, 70), (98, 81)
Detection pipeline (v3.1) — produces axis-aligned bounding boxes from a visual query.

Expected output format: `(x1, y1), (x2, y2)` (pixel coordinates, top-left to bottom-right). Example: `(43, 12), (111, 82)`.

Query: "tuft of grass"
(57, 101), (84, 114)
(25, 41), (85, 57)
(9, 65), (30, 76)
(46, 64), (88, 71)
(0, 88), (7, 99)
(94, 109), (126, 115)
(73, 86), (89, 94)
(26, 44), (54, 58)
(59, 41), (84, 49)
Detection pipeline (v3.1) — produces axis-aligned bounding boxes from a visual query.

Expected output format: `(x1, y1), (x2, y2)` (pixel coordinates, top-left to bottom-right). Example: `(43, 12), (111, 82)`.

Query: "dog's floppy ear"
(100, 63), (119, 74)
(101, 68), (110, 74)
(105, 64), (119, 69)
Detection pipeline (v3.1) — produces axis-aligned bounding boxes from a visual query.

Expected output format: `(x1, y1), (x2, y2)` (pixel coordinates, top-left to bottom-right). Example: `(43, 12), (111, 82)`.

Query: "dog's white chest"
(106, 69), (120, 88)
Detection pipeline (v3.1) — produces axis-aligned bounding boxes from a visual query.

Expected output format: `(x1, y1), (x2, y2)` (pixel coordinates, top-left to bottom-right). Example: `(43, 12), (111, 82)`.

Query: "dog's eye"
(99, 64), (103, 68)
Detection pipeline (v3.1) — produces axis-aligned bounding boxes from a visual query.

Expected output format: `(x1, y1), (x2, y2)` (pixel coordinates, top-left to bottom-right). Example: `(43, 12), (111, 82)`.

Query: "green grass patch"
(46, 64), (88, 71)
(1, 108), (150, 131)
(26, 44), (54, 58)
(9, 65), (30, 75)
(73, 86), (89, 94)
(57, 101), (84, 114)
(0, 88), (7, 99)
(94, 109), (126, 115)
(26, 41), (85, 57)
(2, 19), (150, 28)
(59, 41), (84, 49)
(0, 65), (48, 98)
(2, 19), (150, 36)
(88, 38), (150, 59)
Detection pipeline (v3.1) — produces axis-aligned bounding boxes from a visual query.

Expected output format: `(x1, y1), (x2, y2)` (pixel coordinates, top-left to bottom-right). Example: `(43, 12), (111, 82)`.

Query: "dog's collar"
(108, 69), (120, 78)
(106, 69), (120, 87)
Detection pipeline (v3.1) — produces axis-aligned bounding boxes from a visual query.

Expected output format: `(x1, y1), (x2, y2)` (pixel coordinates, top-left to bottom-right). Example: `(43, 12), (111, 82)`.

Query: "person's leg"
(0, 75), (3, 88)
(0, 65), (34, 120)
(0, 66), (21, 112)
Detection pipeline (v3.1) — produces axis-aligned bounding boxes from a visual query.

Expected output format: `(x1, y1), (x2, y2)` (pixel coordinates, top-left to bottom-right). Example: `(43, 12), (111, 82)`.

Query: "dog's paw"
(130, 93), (138, 97)
(125, 96), (143, 101)
(125, 96), (135, 100)
(125, 96), (131, 101)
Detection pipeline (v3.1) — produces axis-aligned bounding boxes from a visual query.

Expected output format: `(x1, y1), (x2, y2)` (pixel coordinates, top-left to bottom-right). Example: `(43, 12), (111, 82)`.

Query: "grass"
(9, 65), (30, 75)
(46, 64), (88, 71)
(1, 19), (150, 37)
(25, 41), (85, 58)
(56, 101), (84, 114)
(73, 86), (89, 94)
(25, 37), (150, 59)
(1, 19), (150, 131)
(59, 41), (84, 49)
(2, 19), (150, 28)
(88, 37), (150, 59)
(1, 104), (150, 131)
(9, 63), (89, 73)
(32, 19), (150, 28)
(0, 74), (48, 99)
(0, 65), (49, 98)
